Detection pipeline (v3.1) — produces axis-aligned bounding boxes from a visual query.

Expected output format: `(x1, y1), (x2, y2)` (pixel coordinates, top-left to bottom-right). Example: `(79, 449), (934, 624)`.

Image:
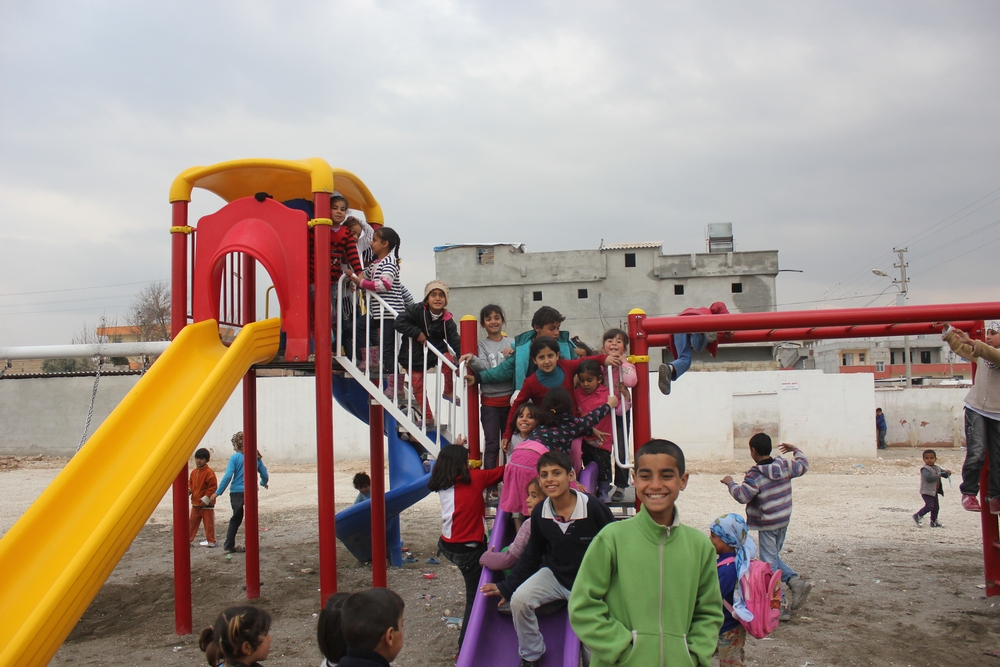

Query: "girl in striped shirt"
(348, 227), (405, 395)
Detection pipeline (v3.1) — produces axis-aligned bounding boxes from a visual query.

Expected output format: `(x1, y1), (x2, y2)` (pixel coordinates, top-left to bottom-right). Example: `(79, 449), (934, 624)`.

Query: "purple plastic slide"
(456, 464), (598, 667)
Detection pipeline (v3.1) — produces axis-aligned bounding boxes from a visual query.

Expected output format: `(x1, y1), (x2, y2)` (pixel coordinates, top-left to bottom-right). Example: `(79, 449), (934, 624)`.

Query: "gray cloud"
(2, 1), (999, 345)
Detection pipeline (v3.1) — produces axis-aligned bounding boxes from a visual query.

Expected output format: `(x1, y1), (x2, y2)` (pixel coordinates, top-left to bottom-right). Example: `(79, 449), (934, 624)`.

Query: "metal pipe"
(0, 342), (170, 361)
(170, 201), (192, 636)
(370, 398), (387, 588)
(641, 302), (1000, 335)
(460, 316), (481, 460)
(313, 193), (338, 604)
(242, 252), (260, 599)
(650, 321), (980, 347)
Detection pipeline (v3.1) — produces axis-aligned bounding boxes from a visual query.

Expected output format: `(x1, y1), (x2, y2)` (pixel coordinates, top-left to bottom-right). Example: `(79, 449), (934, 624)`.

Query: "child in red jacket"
(485, 336), (619, 443)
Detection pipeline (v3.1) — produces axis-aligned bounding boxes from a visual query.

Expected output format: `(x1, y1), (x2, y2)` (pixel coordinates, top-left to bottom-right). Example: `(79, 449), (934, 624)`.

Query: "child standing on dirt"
(574, 359), (615, 502)
(569, 439), (723, 667)
(394, 280), (461, 430)
(710, 513), (757, 667)
(188, 447), (218, 548)
(428, 443), (505, 653)
(482, 450), (615, 666)
(721, 433), (811, 620)
(353, 472), (372, 505)
(198, 605), (273, 666)
(601, 329), (637, 501)
(211, 431), (269, 555)
(462, 304), (515, 474)
(913, 449), (951, 527)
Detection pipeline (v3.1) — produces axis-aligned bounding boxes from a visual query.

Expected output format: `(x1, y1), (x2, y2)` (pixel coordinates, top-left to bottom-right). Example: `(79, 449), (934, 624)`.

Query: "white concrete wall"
(874, 386), (966, 448)
(648, 370), (875, 459)
(0, 375), (373, 463)
(0, 372), (970, 463)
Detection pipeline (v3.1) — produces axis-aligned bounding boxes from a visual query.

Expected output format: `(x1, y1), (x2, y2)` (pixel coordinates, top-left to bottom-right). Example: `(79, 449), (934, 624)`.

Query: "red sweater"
(439, 466), (506, 544)
(308, 225), (363, 285)
(503, 355), (606, 440)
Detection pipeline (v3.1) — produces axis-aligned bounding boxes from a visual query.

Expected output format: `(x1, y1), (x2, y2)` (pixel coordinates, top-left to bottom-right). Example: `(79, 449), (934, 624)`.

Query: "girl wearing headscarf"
(710, 513), (757, 667)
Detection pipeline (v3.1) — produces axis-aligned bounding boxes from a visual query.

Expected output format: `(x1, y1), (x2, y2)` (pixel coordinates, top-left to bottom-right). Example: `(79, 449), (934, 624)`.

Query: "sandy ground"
(2, 449), (999, 667)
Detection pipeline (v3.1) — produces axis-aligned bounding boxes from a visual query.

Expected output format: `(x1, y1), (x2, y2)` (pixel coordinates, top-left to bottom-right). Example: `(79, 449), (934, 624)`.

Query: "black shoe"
(611, 488), (624, 502)
(657, 364), (672, 395)
(518, 660), (540, 667)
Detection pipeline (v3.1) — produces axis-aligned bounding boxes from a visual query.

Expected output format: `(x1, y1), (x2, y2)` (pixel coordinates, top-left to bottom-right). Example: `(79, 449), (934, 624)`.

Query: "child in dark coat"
(394, 280), (461, 427)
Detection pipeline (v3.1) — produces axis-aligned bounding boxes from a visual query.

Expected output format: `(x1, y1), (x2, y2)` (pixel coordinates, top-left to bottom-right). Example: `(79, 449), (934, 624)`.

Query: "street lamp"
(871, 265), (912, 386)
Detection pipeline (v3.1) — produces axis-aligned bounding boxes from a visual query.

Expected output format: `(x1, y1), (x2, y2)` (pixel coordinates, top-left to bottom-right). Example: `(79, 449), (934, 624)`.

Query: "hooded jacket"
(474, 329), (578, 391)
(394, 303), (461, 373)
(725, 447), (809, 530)
(569, 507), (723, 667)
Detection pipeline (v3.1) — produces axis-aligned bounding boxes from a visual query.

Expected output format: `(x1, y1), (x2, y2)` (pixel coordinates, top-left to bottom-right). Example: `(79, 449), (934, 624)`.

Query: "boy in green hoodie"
(569, 439), (723, 667)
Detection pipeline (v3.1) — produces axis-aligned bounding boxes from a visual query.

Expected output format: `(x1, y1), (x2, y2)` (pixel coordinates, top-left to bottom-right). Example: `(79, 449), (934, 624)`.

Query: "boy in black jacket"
(394, 280), (461, 428)
(481, 450), (614, 667)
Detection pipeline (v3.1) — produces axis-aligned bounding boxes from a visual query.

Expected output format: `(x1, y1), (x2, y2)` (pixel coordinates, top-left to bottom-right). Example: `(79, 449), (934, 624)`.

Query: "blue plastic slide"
(332, 374), (444, 565)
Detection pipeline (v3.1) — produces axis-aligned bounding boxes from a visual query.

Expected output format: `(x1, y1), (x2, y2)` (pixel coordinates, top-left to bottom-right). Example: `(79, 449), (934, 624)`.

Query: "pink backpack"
(718, 557), (783, 639)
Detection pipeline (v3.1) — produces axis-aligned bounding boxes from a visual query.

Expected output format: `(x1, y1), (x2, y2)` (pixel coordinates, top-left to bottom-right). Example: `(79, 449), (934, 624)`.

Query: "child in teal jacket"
(569, 439), (723, 667)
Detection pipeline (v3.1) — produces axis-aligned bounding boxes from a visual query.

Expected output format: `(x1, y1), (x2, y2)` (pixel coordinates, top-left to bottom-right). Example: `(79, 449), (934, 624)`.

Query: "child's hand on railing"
(604, 354), (623, 367)
(606, 394), (620, 410)
(464, 373), (477, 386)
(459, 353), (475, 365)
(453, 434), (468, 446)
(501, 439), (510, 453)
(416, 332), (427, 345)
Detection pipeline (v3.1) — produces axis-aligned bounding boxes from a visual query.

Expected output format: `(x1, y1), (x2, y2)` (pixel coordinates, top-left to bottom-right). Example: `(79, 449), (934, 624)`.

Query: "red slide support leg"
(242, 252), (261, 599)
(170, 202), (193, 635)
(370, 401), (387, 588)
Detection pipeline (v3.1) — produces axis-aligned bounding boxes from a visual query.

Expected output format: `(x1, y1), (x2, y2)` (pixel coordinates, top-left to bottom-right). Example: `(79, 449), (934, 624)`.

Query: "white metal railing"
(608, 366), (633, 473)
(335, 275), (466, 458)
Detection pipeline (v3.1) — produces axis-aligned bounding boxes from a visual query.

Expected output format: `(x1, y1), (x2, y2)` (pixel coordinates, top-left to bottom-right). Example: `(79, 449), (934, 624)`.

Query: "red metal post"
(970, 322), (1000, 597)
(628, 308), (650, 449)
(460, 315), (481, 460)
(169, 201), (193, 635)
(370, 400), (387, 587)
(242, 252), (261, 599)
(629, 309), (650, 512)
(313, 193), (338, 604)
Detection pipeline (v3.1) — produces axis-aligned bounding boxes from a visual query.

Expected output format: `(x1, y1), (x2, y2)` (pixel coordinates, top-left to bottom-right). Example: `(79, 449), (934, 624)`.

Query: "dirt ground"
(2, 449), (999, 667)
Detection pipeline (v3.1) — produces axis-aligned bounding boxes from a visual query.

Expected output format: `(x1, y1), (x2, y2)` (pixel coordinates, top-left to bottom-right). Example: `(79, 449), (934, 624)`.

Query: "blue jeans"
(961, 408), (1000, 497)
(756, 526), (797, 583)
(670, 333), (709, 380)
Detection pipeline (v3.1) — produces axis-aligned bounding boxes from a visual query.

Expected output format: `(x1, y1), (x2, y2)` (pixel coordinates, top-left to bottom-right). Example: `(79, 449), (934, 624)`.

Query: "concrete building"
(807, 336), (972, 384)
(434, 226), (779, 363)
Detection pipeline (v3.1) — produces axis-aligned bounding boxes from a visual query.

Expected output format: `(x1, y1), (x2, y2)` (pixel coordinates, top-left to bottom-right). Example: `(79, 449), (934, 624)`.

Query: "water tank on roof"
(706, 223), (733, 253)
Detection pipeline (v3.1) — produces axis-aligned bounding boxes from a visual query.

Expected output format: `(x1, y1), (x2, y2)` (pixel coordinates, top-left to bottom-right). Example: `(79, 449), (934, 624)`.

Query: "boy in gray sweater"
(913, 449), (951, 527)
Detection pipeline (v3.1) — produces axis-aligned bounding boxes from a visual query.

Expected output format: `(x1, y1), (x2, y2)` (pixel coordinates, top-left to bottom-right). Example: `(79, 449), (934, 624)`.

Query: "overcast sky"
(2, 1), (999, 347)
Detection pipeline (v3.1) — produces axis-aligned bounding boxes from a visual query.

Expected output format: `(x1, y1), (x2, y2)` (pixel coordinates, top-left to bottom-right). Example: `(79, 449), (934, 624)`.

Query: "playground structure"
(0, 157), (469, 667)
(0, 155), (996, 667)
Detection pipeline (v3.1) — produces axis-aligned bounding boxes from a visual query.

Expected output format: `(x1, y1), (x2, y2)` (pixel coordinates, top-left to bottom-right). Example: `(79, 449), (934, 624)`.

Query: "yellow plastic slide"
(0, 318), (280, 667)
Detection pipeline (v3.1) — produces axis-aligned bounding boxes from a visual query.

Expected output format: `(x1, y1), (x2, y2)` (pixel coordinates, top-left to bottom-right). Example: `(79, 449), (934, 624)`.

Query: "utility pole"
(894, 247), (912, 387)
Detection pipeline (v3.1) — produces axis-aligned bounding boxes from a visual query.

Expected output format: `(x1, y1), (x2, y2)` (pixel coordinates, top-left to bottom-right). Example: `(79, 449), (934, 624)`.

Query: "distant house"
(806, 337), (971, 384)
(434, 226), (780, 367)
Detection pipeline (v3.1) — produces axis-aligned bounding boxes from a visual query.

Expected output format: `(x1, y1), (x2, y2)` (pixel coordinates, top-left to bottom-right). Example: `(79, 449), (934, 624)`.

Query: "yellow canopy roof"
(169, 157), (383, 224)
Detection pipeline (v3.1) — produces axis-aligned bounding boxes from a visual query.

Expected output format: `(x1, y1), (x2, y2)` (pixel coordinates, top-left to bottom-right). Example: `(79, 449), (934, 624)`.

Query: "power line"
(0, 279), (165, 299)
(910, 233), (1000, 277)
